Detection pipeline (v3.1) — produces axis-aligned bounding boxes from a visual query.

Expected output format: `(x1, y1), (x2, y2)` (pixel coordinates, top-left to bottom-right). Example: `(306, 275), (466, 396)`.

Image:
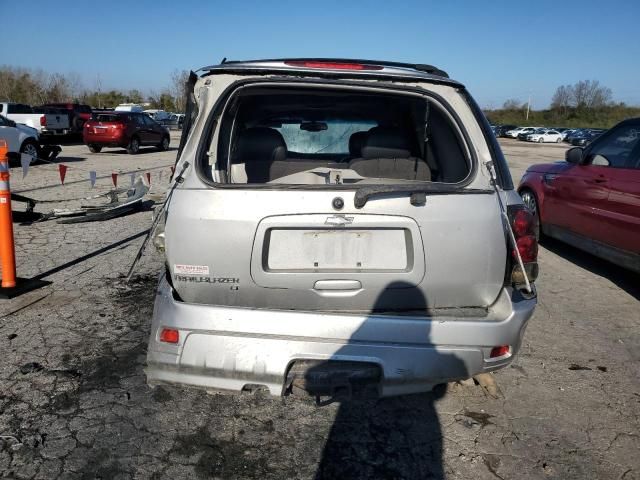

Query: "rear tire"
(88, 144), (102, 153)
(520, 189), (541, 240)
(556, 137), (562, 143)
(157, 135), (170, 151)
(127, 136), (140, 155)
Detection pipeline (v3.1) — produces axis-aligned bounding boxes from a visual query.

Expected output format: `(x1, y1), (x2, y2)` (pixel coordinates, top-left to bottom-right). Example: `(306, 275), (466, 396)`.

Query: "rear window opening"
(206, 86), (471, 186)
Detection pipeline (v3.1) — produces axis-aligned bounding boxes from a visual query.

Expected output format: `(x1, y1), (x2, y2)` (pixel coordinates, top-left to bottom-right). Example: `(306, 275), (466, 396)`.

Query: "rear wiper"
(353, 184), (492, 208)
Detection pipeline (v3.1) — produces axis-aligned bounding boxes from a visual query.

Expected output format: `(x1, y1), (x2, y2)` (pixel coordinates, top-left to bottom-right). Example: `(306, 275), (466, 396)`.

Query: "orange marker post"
(0, 140), (16, 288)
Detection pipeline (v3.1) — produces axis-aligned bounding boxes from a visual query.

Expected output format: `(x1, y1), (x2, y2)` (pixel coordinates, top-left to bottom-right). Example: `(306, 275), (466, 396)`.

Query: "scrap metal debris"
(13, 176), (151, 224)
(12, 176), (151, 223)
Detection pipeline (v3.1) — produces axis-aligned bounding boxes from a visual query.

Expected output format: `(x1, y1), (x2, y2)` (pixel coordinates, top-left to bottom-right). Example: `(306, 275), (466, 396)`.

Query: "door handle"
(313, 280), (362, 291)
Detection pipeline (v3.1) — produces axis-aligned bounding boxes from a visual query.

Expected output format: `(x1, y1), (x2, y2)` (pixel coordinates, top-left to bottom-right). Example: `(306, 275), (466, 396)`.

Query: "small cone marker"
(145, 172), (151, 184)
(170, 165), (175, 177)
(111, 172), (118, 188)
(89, 171), (97, 188)
(58, 164), (68, 184)
(20, 154), (31, 179)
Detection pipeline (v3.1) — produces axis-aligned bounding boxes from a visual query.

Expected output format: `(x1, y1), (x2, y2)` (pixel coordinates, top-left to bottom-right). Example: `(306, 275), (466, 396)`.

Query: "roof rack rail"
(209, 58), (449, 78)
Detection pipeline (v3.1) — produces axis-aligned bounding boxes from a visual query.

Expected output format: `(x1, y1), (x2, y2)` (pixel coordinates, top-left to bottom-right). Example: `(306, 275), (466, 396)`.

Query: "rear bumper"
(146, 276), (536, 397)
(83, 132), (127, 147)
(41, 129), (69, 136)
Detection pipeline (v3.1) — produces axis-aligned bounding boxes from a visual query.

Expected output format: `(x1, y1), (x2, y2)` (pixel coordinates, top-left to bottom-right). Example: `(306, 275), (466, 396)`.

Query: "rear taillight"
(159, 328), (179, 344)
(40, 115), (46, 126)
(284, 60), (383, 71)
(490, 345), (511, 358)
(113, 123), (125, 129)
(507, 205), (539, 287)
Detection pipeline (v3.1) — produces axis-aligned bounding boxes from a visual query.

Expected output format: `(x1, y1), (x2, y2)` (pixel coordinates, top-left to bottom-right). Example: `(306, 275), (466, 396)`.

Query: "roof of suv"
(199, 58), (462, 86)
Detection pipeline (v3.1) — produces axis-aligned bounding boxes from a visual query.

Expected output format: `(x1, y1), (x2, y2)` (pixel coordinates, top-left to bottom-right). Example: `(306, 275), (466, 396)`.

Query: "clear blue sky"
(1, 0), (638, 108)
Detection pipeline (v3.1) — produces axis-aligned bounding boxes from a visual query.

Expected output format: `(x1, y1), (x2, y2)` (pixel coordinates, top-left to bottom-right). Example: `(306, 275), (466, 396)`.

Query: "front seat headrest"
(361, 126), (411, 159)
(348, 131), (368, 158)
(234, 127), (287, 163)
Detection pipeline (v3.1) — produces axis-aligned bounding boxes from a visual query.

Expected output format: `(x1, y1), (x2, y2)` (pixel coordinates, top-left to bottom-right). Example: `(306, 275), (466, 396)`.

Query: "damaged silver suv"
(146, 59), (537, 400)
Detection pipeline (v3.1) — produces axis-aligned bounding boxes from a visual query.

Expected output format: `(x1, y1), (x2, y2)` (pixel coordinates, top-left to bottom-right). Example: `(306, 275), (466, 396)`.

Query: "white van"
(115, 103), (144, 113)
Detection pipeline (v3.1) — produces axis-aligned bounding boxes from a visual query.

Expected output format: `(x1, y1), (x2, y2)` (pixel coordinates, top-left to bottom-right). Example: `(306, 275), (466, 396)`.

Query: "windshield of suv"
(213, 87), (470, 186)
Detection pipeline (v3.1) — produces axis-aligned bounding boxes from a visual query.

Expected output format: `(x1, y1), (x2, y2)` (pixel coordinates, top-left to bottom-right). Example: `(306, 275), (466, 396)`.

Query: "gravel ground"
(0, 135), (638, 479)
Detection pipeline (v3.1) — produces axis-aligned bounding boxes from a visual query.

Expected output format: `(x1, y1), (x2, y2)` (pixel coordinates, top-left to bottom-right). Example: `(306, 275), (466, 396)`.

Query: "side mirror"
(8, 119), (17, 128)
(565, 147), (583, 164)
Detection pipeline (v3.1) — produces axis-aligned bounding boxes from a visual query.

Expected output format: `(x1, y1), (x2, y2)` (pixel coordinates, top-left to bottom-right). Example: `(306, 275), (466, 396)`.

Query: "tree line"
(486, 80), (639, 128)
(0, 66), (190, 112)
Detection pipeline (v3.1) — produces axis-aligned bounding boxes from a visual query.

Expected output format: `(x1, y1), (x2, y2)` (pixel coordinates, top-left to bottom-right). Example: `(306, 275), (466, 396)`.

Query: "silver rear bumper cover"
(146, 275), (536, 397)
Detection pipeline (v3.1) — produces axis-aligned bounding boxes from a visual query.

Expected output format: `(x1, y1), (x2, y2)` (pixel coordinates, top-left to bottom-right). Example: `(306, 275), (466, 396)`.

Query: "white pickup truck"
(0, 102), (70, 136)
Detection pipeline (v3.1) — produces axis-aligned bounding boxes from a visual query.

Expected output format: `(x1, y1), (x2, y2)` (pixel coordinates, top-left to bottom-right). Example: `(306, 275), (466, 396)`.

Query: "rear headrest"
(348, 131), (368, 157)
(234, 127), (287, 163)
(361, 126), (411, 159)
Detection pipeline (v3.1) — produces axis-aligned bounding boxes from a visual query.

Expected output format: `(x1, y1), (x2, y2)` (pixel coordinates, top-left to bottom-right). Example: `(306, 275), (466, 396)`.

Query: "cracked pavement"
(1, 136), (638, 479)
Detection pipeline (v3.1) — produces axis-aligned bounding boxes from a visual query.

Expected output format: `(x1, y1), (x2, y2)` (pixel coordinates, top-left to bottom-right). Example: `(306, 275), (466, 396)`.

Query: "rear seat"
(348, 126), (431, 181)
(233, 126), (430, 183)
(348, 130), (368, 159)
(232, 127), (287, 183)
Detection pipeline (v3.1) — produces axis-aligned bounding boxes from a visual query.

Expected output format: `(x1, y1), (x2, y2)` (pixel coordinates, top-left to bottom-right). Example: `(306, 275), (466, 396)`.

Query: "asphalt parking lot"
(0, 135), (638, 479)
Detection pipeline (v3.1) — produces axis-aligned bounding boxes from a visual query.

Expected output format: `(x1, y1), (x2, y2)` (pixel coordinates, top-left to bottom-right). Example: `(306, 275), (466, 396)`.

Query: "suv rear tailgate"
(165, 188), (506, 311)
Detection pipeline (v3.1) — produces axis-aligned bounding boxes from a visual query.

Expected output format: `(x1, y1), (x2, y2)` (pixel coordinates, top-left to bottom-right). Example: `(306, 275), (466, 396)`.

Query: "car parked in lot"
(115, 103), (144, 113)
(519, 117), (640, 273)
(495, 124), (518, 137)
(570, 129), (604, 146)
(558, 128), (575, 140)
(156, 113), (183, 130)
(43, 103), (93, 133)
(0, 102), (70, 136)
(83, 111), (170, 154)
(517, 127), (543, 141)
(506, 126), (531, 138)
(564, 128), (590, 143)
(526, 129), (563, 143)
(145, 58), (538, 400)
(143, 109), (172, 122)
(0, 114), (40, 164)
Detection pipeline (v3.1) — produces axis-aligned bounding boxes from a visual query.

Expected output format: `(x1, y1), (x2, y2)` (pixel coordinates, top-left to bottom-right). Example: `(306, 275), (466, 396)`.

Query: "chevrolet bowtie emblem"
(325, 215), (354, 226)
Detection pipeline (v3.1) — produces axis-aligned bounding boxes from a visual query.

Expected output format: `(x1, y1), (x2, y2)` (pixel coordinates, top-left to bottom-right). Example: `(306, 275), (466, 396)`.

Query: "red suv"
(83, 112), (170, 154)
(518, 117), (640, 273)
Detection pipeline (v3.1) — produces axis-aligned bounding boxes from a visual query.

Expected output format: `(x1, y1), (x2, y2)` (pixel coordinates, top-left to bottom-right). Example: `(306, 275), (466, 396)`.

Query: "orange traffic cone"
(0, 140), (16, 288)
(0, 140), (49, 299)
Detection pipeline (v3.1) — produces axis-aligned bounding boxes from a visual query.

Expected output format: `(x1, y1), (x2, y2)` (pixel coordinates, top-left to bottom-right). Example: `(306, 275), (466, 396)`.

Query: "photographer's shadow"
(311, 282), (468, 479)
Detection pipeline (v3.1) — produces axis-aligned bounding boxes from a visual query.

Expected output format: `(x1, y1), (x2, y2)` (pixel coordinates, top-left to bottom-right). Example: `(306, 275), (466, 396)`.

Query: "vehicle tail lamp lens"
(507, 205), (539, 287)
(514, 235), (538, 263)
(40, 115), (46, 126)
(512, 208), (534, 237)
(160, 328), (179, 344)
(284, 60), (383, 71)
(490, 346), (510, 358)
